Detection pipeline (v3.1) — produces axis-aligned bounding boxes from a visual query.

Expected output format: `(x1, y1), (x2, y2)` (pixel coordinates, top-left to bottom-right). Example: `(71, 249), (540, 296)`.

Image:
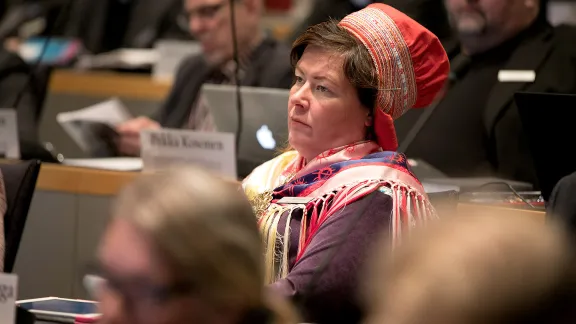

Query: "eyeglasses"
(83, 263), (195, 316)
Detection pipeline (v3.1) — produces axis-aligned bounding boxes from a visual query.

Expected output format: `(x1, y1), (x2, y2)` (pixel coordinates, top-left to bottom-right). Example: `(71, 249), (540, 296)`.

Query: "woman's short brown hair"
(290, 19), (379, 113)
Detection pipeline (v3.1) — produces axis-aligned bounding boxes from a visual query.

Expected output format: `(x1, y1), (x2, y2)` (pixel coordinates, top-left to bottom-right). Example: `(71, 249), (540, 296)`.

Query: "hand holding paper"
(116, 116), (161, 156)
(116, 116), (160, 134)
(57, 98), (132, 155)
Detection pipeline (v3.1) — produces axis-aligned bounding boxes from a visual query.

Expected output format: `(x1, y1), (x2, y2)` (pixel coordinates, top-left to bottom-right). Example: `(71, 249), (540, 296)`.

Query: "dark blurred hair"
(538, 0), (549, 22)
(290, 19), (378, 114)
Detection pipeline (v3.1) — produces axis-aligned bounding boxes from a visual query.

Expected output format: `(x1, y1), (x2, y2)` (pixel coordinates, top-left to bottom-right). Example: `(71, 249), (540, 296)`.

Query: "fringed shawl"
(243, 141), (436, 284)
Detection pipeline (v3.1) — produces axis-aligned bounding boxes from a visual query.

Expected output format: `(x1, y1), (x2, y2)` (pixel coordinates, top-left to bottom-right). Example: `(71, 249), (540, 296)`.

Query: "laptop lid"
(201, 84), (289, 176)
(514, 91), (576, 201)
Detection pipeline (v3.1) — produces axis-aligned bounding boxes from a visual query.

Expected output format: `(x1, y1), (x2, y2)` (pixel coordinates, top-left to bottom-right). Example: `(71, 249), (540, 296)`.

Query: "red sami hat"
(339, 3), (450, 151)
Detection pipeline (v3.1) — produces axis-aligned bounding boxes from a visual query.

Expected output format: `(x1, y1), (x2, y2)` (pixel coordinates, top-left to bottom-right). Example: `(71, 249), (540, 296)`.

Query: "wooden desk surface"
(49, 70), (172, 100)
(37, 163), (138, 196)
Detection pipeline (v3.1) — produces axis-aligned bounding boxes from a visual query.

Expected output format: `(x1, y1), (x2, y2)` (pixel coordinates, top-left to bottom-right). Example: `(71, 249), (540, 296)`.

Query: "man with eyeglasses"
(114, 0), (293, 157)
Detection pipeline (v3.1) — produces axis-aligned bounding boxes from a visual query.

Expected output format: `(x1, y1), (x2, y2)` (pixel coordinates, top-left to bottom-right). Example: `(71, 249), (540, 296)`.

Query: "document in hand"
(56, 98), (132, 155)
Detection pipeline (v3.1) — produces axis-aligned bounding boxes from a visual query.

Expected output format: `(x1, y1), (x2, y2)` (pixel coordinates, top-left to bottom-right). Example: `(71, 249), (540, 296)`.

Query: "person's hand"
(3, 37), (21, 53)
(115, 117), (160, 156)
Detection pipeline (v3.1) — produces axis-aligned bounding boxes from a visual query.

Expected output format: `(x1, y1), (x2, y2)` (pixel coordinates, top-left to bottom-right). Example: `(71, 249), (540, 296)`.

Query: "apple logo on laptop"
(256, 125), (276, 150)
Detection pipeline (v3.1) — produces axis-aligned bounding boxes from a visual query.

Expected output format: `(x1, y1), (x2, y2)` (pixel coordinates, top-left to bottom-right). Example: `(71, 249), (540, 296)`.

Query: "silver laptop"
(201, 84), (289, 176)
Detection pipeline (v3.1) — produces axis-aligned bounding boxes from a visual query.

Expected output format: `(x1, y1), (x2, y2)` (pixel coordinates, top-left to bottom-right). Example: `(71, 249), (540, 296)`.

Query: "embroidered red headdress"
(339, 3), (450, 151)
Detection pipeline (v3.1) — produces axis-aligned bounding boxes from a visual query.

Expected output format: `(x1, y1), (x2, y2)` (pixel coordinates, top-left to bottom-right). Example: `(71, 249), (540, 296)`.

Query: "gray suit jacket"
(155, 37), (294, 128)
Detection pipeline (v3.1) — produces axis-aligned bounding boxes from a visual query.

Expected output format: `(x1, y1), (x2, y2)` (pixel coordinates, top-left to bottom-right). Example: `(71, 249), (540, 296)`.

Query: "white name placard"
(0, 109), (20, 159)
(140, 129), (237, 178)
(0, 273), (18, 324)
(498, 70), (536, 83)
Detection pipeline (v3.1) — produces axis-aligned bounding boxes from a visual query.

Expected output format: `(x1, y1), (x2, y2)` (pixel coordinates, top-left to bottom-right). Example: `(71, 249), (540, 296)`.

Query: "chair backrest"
(0, 160), (41, 273)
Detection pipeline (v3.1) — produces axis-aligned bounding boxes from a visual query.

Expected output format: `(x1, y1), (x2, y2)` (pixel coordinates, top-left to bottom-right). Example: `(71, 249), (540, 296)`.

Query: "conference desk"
(14, 163), (546, 301)
(14, 164), (140, 301)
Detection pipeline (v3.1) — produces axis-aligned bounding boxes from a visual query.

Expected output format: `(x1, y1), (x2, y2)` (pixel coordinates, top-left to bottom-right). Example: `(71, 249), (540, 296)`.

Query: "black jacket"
(0, 49), (42, 144)
(0, 49), (56, 162)
(155, 37), (293, 128)
(488, 24), (576, 185)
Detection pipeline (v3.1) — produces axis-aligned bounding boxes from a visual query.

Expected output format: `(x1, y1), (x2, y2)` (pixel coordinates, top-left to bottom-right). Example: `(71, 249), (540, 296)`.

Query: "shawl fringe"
(258, 179), (437, 284)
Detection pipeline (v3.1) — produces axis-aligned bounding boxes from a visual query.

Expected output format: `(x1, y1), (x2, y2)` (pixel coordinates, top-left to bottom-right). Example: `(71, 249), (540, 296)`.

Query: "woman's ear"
(365, 113), (374, 127)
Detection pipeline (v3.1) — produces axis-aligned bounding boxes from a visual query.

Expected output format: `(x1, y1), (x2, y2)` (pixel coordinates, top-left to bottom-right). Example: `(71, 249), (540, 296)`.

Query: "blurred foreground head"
(96, 167), (297, 324)
(364, 214), (576, 324)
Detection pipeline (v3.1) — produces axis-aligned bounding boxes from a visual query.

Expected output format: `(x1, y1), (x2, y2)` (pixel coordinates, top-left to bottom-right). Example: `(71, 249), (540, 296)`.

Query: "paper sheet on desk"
(63, 158), (143, 171)
(57, 98), (132, 153)
(422, 182), (460, 193)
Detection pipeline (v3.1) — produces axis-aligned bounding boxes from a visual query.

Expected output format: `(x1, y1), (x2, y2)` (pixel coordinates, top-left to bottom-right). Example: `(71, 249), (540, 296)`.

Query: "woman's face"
(96, 218), (222, 324)
(288, 45), (370, 161)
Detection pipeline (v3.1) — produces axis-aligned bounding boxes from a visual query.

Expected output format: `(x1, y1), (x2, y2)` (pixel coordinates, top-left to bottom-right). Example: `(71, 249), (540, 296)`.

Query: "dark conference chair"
(0, 160), (41, 273)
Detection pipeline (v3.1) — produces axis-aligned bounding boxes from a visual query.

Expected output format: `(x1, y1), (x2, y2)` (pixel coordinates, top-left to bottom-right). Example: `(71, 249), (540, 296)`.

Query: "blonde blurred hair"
(112, 167), (298, 324)
(364, 214), (576, 324)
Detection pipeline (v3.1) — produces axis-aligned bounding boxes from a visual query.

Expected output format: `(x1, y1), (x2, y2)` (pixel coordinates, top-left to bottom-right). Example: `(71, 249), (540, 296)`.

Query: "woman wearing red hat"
(243, 3), (449, 323)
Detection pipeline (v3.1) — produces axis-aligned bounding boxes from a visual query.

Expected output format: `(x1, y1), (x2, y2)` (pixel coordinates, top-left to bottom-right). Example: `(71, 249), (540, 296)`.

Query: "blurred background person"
(0, 47), (43, 147)
(114, 0), (293, 157)
(65, 0), (191, 54)
(395, 0), (576, 187)
(0, 0), (53, 150)
(364, 214), (576, 324)
(0, 2), (61, 165)
(92, 167), (299, 324)
(0, 0), (189, 54)
(288, 0), (456, 57)
(243, 4), (448, 323)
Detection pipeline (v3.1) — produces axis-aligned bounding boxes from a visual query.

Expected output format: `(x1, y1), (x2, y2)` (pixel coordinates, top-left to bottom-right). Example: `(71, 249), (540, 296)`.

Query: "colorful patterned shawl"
(243, 141), (436, 283)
